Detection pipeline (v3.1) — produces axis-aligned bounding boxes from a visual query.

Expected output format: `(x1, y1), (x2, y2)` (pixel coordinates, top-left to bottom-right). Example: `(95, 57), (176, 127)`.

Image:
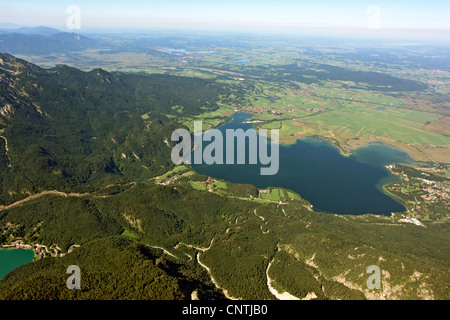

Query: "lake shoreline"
(277, 132), (423, 165)
(0, 247), (35, 280)
(1, 239), (79, 260)
(193, 112), (411, 216)
(208, 111), (426, 164)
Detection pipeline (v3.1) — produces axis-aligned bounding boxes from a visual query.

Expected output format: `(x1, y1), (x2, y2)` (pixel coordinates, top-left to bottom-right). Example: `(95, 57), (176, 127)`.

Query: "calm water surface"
(0, 248), (34, 279)
(192, 113), (413, 215)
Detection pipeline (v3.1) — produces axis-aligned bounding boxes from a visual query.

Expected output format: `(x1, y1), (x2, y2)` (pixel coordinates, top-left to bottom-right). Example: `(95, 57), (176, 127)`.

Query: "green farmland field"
(301, 106), (449, 145)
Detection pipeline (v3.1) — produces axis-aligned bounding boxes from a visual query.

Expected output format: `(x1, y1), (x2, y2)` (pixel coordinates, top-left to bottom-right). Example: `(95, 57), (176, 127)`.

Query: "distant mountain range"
(0, 26), (62, 36)
(0, 26), (99, 55)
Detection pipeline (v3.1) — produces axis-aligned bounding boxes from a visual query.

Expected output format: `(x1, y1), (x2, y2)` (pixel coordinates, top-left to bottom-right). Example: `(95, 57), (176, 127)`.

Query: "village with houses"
(0, 221), (79, 260)
(385, 163), (450, 222)
(240, 103), (325, 116)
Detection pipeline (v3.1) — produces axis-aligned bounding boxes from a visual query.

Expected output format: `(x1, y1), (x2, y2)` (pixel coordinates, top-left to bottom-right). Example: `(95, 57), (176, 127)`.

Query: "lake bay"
(192, 113), (413, 215)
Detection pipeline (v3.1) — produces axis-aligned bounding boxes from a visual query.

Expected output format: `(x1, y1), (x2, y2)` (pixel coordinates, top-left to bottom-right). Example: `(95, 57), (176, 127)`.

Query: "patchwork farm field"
(256, 104), (450, 156)
(300, 106), (449, 145)
(19, 34), (450, 164)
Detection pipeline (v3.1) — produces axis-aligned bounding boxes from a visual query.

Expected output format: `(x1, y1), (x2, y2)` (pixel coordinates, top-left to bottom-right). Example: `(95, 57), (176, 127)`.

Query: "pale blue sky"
(1, 0), (449, 36)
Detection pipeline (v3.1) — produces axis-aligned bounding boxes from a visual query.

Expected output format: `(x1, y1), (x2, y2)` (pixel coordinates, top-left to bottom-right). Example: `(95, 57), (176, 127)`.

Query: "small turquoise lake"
(0, 248), (35, 279)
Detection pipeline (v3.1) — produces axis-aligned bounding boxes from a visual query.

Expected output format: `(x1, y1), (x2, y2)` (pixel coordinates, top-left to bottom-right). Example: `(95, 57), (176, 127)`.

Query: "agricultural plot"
(211, 181), (227, 190)
(189, 181), (207, 191)
(168, 105), (234, 132)
(303, 107), (450, 145)
(287, 191), (302, 200)
(121, 229), (139, 239)
(154, 165), (189, 183)
(260, 188), (286, 201)
(281, 105), (450, 146)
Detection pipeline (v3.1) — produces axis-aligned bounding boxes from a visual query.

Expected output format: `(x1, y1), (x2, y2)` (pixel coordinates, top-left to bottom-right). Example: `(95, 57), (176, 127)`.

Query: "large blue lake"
(192, 113), (413, 215)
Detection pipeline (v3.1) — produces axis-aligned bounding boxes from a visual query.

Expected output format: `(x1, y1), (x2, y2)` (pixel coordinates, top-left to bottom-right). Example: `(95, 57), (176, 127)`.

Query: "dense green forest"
(1, 181), (448, 300)
(0, 53), (243, 205)
(201, 60), (428, 92)
(0, 54), (448, 300)
(139, 168), (447, 300)
(0, 236), (224, 300)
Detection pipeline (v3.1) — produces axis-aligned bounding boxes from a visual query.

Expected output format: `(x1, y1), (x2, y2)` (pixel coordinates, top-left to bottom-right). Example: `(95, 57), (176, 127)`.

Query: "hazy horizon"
(1, 0), (450, 42)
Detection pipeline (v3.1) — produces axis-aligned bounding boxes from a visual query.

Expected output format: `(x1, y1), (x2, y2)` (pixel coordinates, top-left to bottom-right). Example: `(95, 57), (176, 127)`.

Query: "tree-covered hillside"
(1, 181), (448, 300)
(0, 54), (448, 300)
(0, 236), (223, 300)
(0, 53), (237, 205)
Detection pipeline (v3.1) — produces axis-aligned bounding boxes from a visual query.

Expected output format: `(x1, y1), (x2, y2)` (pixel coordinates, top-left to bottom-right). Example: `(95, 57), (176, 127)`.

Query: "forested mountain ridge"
(0, 236), (224, 300)
(0, 54), (448, 300)
(1, 180), (448, 300)
(0, 53), (232, 205)
(0, 31), (99, 55)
